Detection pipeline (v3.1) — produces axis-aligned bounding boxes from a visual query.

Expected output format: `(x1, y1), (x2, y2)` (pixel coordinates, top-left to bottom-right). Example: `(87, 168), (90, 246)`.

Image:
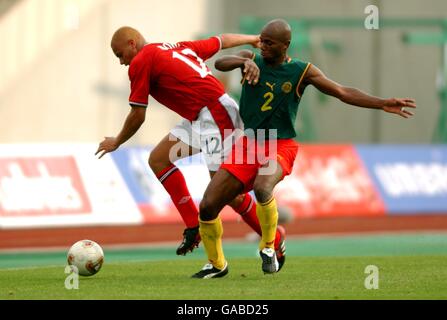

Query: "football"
(67, 240), (104, 276)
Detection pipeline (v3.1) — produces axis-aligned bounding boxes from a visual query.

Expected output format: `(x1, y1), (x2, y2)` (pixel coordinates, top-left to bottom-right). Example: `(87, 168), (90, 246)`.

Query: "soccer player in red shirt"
(95, 26), (284, 256)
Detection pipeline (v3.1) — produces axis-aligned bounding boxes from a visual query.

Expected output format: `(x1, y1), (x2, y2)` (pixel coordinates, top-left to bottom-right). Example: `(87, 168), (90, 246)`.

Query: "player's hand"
(241, 59), (260, 85)
(251, 35), (261, 49)
(95, 137), (120, 159)
(382, 98), (416, 118)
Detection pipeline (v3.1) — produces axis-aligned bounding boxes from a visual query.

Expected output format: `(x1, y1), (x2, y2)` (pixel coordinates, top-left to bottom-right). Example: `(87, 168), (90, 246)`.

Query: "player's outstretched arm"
(220, 34), (260, 50)
(303, 64), (416, 118)
(95, 107), (146, 159)
(215, 50), (259, 85)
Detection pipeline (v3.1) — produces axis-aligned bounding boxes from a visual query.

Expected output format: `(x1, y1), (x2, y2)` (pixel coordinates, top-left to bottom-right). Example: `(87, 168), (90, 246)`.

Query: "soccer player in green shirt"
(192, 19), (416, 278)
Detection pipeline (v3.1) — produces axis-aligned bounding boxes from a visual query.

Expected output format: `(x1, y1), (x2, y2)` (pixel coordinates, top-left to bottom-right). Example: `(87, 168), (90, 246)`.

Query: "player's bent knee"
(253, 182), (273, 204)
(199, 197), (219, 221)
(148, 152), (171, 173)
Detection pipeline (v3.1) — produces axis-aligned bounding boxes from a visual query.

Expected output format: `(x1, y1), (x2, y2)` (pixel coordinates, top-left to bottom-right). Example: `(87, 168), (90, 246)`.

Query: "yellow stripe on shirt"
(296, 62), (311, 98)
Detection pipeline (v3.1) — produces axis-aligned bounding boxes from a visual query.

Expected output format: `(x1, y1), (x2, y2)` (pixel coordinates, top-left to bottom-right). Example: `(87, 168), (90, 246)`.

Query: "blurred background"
(1, 0), (446, 145)
(0, 0), (447, 255)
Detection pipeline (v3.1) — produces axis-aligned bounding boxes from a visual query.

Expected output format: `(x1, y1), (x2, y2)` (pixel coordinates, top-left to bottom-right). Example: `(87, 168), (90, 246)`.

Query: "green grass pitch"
(1, 233), (447, 300)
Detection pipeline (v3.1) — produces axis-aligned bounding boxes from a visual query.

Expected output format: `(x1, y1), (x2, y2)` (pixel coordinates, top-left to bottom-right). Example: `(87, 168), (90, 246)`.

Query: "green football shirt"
(239, 53), (310, 139)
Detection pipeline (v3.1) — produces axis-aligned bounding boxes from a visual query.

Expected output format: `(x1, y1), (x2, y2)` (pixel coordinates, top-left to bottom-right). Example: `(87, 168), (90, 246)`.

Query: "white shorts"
(170, 94), (244, 171)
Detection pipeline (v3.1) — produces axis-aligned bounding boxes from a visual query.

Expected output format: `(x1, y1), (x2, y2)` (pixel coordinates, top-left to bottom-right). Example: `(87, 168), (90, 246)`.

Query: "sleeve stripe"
(215, 36), (222, 50)
(296, 63), (311, 98)
(129, 101), (148, 107)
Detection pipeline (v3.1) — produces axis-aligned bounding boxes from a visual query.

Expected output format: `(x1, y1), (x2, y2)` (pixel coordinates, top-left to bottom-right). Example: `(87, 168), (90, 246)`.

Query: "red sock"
(234, 193), (261, 234)
(156, 164), (199, 228)
(234, 193), (281, 248)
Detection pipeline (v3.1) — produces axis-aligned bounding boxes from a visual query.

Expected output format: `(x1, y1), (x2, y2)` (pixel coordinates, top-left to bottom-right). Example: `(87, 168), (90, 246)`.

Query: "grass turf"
(1, 255), (447, 300)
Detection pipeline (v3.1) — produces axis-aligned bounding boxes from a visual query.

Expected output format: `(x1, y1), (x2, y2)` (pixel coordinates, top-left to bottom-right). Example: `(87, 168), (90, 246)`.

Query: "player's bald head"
(110, 26), (147, 66)
(261, 19), (291, 44)
(111, 26), (146, 49)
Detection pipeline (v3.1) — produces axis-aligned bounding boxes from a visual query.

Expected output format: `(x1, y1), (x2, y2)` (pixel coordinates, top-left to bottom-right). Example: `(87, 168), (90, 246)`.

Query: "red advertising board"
(0, 156), (92, 216)
(275, 145), (386, 218)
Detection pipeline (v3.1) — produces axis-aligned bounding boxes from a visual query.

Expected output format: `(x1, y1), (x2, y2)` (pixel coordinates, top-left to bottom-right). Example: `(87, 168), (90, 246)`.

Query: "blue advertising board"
(356, 145), (447, 214)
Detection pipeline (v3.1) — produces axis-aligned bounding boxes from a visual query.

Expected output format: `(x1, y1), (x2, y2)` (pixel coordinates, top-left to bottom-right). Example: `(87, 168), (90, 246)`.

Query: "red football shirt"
(128, 36), (227, 121)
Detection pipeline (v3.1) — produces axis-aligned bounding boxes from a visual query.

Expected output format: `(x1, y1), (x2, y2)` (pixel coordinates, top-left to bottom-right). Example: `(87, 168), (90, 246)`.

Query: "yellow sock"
(199, 217), (226, 270)
(256, 197), (278, 250)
